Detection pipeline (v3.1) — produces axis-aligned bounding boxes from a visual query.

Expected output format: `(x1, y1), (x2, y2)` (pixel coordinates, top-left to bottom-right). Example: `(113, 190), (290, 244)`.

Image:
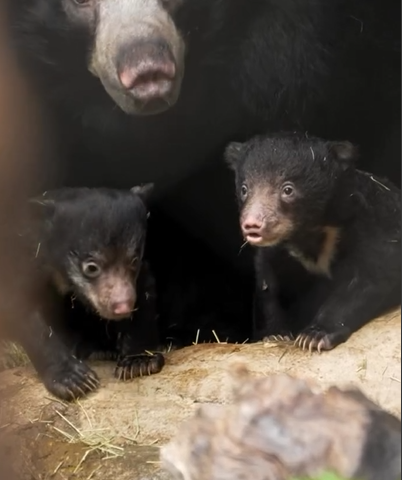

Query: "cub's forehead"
(79, 243), (140, 261)
(240, 149), (328, 189)
(68, 233), (143, 263)
(251, 137), (308, 158)
(245, 139), (322, 172)
(55, 194), (145, 221)
(55, 202), (146, 252)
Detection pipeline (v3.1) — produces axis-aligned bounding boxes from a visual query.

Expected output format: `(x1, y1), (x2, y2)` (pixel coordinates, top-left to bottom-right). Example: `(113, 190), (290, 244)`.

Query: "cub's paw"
(114, 352), (165, 381)
(294, 326), (348, 353)
(43, 357), (100, 401)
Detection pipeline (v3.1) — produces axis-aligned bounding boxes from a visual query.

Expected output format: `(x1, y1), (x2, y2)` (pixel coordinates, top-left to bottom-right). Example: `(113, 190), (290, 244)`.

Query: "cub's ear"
(224, 142), (245, 170)
(130, 183), (154, 205)
(28, 196), (56, 222)
(328, 141), (359, 170)
(25, 196), (56, 238)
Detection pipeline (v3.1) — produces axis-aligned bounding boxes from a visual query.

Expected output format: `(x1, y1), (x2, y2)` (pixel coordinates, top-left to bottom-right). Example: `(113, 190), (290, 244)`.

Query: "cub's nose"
(111, 300), (135, 317)
(241, 216), (266, 245)
(242, 218), (263, 236)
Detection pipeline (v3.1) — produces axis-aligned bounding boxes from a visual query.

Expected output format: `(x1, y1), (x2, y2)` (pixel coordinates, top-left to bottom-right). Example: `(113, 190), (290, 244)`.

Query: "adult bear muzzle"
(88, 0), (185, 116)
(117, 39), (177, 105)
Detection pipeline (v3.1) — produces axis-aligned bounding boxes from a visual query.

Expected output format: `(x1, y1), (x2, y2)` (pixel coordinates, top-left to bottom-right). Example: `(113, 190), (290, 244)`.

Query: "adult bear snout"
(88, 0), (185, 116)
(117, 39), (177, 104)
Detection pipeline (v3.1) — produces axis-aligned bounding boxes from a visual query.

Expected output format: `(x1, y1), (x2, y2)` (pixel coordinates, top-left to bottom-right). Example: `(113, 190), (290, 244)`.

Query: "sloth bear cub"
(225, 133), (401, 351)
(12, 185), (164, 401)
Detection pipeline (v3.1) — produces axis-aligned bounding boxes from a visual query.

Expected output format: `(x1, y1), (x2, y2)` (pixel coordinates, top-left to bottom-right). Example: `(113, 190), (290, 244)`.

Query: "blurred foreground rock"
(161, 365), (401, 480)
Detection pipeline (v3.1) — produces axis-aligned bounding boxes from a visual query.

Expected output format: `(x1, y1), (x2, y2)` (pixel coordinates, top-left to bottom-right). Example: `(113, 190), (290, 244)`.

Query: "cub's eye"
(240, 184), (248, 199)
(281, 183), (295, 198)
(82, 261), (101, 278)
(72, 0), (90, 6)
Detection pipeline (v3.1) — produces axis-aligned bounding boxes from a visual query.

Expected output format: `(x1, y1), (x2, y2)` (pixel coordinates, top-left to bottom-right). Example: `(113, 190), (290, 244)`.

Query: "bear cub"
(225, 132), (401, 351)
(16, 185), (164, 401)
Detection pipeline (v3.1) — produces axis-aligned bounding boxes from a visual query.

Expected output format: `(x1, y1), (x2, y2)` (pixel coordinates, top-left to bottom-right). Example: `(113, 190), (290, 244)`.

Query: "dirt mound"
(0, 308), (400, 479)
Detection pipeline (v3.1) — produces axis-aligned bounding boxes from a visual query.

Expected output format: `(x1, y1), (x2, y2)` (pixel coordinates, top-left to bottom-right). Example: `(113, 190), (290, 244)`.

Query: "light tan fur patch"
(288, 226), (341, 277)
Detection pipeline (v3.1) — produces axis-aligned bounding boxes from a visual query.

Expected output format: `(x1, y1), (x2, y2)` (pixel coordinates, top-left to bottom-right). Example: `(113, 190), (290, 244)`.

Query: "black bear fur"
(5, 186), (164, 401)
(5, 0), (401, 347)
(225, 132), (401, 351)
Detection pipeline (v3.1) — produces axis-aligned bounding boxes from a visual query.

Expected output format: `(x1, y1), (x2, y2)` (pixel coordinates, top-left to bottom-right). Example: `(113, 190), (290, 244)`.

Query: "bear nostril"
(119, 60), (176, 91)
(242, 220), (263, 233)
(111, 300), (134, 316)
(116, 38), (177, 104)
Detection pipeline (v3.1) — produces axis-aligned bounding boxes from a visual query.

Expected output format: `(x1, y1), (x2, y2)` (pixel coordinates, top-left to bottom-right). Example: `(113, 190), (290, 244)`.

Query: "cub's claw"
(295, 328), (337, 353)
(114, 352), (165, 382)
(43, 357), (100, 401)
